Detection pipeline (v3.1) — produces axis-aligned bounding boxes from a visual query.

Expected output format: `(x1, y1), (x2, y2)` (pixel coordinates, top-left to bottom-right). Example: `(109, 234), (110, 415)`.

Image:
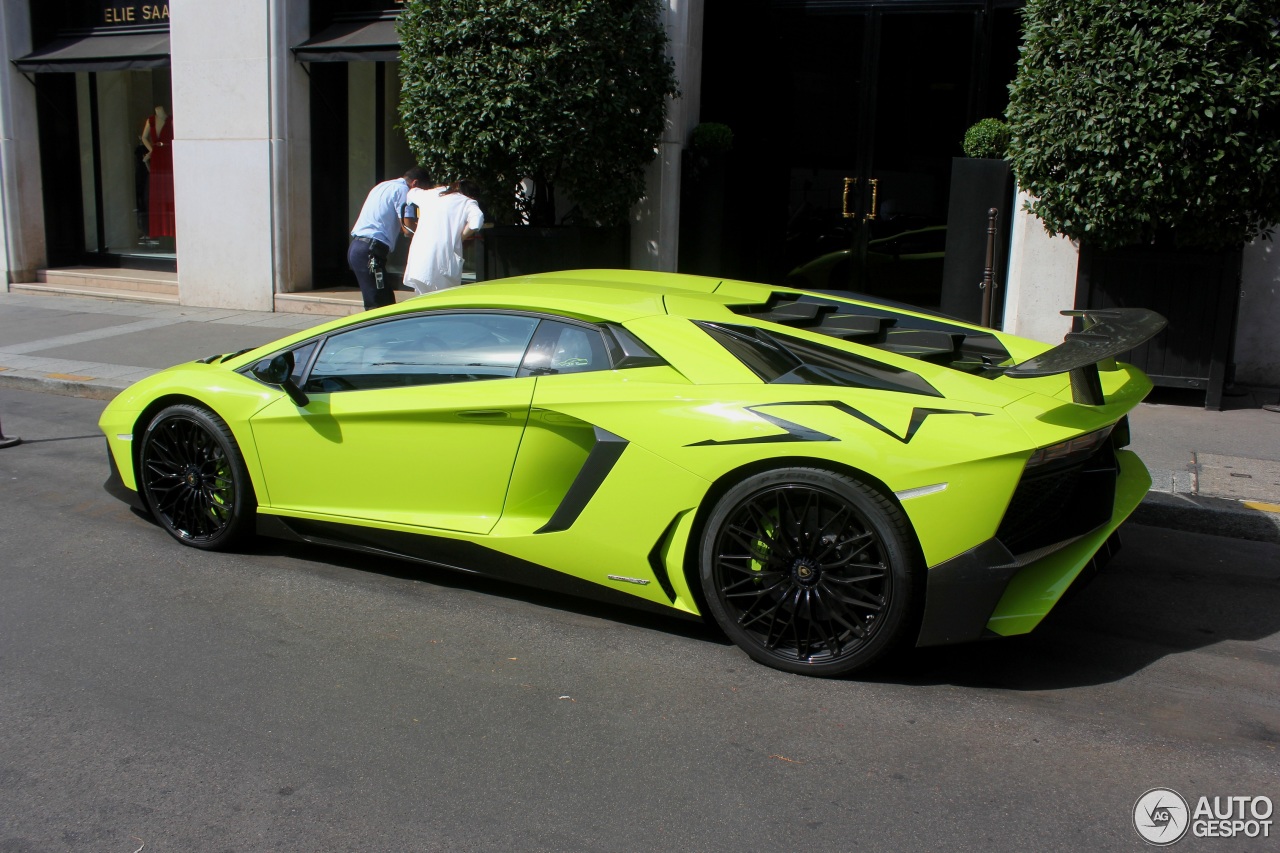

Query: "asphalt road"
(1, 388), (1277, 852)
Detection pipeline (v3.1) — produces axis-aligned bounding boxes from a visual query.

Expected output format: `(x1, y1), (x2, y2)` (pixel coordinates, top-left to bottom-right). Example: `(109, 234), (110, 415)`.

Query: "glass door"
(775, 12), (870, 292)
(863, 12), (976, 307)
(781, 11), (975, 309)
(700, 2), (984, 311)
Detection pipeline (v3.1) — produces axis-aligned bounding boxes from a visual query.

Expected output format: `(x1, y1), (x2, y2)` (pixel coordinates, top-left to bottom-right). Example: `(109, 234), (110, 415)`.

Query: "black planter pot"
(1076, 241), (1242, 410)
(678, 149), (728, 277)
(475, 225), (630, 281)
(940, 157), (1016, 325)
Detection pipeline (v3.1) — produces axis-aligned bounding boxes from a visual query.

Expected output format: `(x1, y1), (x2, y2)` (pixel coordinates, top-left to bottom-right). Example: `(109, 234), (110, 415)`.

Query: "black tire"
(138, 404), (256, 551)
(699, 467), (919, 677)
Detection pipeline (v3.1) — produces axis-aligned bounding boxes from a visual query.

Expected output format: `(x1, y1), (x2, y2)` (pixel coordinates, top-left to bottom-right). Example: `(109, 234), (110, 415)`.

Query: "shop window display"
(74, 68), (175, 261)
(139, 104), (175, 241)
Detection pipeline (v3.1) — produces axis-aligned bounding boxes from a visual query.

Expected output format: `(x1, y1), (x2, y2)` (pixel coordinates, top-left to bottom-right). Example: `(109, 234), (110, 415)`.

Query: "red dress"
(146, 115), (175, 237)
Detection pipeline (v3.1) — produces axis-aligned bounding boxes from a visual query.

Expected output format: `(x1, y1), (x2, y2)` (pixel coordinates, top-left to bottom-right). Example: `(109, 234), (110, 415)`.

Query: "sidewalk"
(2, 288), (1278, 542)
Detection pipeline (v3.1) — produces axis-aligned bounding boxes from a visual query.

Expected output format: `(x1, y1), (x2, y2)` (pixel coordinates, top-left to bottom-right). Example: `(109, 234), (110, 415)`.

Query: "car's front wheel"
(699, 468), (919, 676)
(138, 403), (255, 551)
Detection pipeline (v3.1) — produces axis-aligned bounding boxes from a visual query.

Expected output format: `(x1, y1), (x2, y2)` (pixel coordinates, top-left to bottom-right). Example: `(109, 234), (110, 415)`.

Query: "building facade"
(1, 0), (1277, 385)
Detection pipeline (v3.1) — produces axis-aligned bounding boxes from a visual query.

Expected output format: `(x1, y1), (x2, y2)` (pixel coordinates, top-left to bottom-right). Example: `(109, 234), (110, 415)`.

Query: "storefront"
(698, 0), (1023, 310)
(4, 0), (1022, 306)
(17, 0), (174, 271)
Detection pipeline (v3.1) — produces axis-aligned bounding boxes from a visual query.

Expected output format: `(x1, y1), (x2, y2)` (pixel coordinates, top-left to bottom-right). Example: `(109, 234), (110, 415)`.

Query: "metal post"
(979, 207), (999, 328)
(0, 415), (20, 448)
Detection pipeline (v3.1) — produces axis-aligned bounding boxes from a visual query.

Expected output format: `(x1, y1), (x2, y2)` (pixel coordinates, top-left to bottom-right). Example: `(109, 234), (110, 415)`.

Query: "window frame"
(241, 309), (667, 394)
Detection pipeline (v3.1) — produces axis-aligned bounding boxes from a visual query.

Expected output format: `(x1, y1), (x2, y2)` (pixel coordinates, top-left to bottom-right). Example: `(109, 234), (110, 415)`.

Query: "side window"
(304, 313), (540, 392)
(287, 342), (317, 385)
(520, 320), (610, 376)
(697, 322), (798, 381)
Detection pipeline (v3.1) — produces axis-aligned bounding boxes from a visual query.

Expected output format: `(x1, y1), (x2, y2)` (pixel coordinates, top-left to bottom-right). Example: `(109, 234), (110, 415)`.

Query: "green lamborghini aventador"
(99, 270), (1165, 676)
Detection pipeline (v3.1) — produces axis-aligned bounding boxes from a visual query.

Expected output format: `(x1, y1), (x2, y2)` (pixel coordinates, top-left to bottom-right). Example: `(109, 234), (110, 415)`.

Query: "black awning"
(14, 31), (170, 73)
(293, 18), (400, 63)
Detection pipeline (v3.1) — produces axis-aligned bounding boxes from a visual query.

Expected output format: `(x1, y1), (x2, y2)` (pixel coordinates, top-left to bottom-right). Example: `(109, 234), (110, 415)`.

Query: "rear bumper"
(915, 447), (1149, 646)
(915, 537), (1020, 646)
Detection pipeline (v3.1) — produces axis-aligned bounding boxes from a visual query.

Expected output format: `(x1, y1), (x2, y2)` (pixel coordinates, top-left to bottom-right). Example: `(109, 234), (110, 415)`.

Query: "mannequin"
(140, 106), (175, 238)
(134, 118), (150, 239)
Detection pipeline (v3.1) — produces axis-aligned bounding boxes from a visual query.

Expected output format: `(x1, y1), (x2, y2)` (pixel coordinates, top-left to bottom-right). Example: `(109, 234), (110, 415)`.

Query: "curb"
(1131, 490), (1280, 545)
(0, 371), (125, 401)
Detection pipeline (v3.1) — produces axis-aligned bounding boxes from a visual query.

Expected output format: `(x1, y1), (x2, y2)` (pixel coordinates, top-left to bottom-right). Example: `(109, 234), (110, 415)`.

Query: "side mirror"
(252, 352), (310, 407)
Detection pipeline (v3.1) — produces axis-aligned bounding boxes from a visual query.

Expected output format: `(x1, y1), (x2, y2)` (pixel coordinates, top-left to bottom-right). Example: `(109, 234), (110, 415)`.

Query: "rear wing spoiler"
(1003, 308), (1167, 405)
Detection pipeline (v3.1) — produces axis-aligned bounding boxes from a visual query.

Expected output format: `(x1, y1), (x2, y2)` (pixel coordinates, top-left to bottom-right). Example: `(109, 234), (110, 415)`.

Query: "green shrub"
(1006, 0), (1280, 250)
(397, 0), (678, 227)
(691, 122), (734, 154)
(962, 118), (1010, 159)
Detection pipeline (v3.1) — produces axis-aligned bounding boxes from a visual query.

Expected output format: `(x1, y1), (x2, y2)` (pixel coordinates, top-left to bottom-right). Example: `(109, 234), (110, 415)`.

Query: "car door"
(502, 318), (635, 524)
(248, 311), (541, 534)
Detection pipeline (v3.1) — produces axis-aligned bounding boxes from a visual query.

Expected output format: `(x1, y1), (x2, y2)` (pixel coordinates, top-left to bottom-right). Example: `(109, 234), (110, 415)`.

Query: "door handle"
(458, 410), (509, 419)
(842, 177), (879, 222)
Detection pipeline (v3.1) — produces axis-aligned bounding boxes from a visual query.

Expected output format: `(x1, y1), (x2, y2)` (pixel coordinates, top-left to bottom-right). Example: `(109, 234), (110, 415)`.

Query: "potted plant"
(940, 118), (1017, 324)
(678, 122), (734, 276)
(961, 118), (1010, 162)
(397, 0), (678, 278)
(1006, 0), (1280, 408)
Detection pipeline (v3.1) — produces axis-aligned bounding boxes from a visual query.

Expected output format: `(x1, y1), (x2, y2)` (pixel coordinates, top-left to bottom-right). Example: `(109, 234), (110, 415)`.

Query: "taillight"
(1024, 426), (1114, 471)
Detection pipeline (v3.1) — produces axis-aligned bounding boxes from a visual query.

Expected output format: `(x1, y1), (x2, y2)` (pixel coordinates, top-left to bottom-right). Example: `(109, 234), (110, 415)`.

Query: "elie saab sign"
(33, 0), (172, 33)
(20, 0), (171, 69)
(98, 1), (170, 27)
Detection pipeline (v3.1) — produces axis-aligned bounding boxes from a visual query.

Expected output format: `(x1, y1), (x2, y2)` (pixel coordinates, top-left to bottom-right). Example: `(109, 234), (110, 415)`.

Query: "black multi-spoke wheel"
(139, 404), (255, 551)
(699, 468), (918, 676)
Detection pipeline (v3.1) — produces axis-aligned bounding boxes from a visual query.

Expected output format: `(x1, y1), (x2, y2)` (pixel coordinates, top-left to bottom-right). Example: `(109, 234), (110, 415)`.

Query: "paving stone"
(1195, 453), (1280, 502)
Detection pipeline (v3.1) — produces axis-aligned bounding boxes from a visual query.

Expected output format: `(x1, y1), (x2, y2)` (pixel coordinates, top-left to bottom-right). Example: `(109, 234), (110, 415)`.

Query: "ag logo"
(1134, 788), (1190, 845)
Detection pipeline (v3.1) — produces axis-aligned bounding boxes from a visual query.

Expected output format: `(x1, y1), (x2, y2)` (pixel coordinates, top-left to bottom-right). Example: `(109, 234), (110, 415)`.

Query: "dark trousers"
(347, 237), (397, 310)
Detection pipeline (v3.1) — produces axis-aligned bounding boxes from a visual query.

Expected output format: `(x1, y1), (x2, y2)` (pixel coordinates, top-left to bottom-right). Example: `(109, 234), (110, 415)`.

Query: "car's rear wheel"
(699, 468), (918, 676)
(139, 404), (255, 551)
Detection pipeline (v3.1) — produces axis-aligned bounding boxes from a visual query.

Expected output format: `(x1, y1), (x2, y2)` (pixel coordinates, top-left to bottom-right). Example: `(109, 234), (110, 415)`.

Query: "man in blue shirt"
(348, 167), (430, 310)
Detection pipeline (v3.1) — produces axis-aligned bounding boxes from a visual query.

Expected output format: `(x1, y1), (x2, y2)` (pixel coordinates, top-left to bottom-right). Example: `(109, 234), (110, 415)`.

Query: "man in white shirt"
(403, 180), (484, 294)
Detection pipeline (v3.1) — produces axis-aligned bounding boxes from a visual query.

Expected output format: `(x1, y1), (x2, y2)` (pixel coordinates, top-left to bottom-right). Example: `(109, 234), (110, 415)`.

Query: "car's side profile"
(100, 270), (1162, 676)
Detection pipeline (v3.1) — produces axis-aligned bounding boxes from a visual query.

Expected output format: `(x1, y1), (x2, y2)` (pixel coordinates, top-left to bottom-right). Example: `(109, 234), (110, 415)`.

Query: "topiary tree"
(690, 122), (734, 155)
(962, 118), (1010, 160)
(1006, 0), (1280, 250)
(397, 0), (678, 227)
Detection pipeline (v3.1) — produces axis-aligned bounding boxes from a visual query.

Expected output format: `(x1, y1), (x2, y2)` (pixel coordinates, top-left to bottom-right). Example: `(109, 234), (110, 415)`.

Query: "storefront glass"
(73, 68), (175, 261)
(345, 61), (415, 242)
(312, 56), (476, 290)
(698, 0), (1024, 309)
(24, 0), (173, 269)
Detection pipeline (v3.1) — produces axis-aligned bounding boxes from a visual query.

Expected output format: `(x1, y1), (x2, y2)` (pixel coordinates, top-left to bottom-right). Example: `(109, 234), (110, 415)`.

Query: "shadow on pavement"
(146, 509), (1280, 685)
(878, 523), (1280, 690)
(248, 535), (729, 646)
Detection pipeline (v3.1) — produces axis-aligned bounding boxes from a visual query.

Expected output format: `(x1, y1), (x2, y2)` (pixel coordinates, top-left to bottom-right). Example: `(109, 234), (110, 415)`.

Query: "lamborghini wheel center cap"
(793, 558), (821, 586)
